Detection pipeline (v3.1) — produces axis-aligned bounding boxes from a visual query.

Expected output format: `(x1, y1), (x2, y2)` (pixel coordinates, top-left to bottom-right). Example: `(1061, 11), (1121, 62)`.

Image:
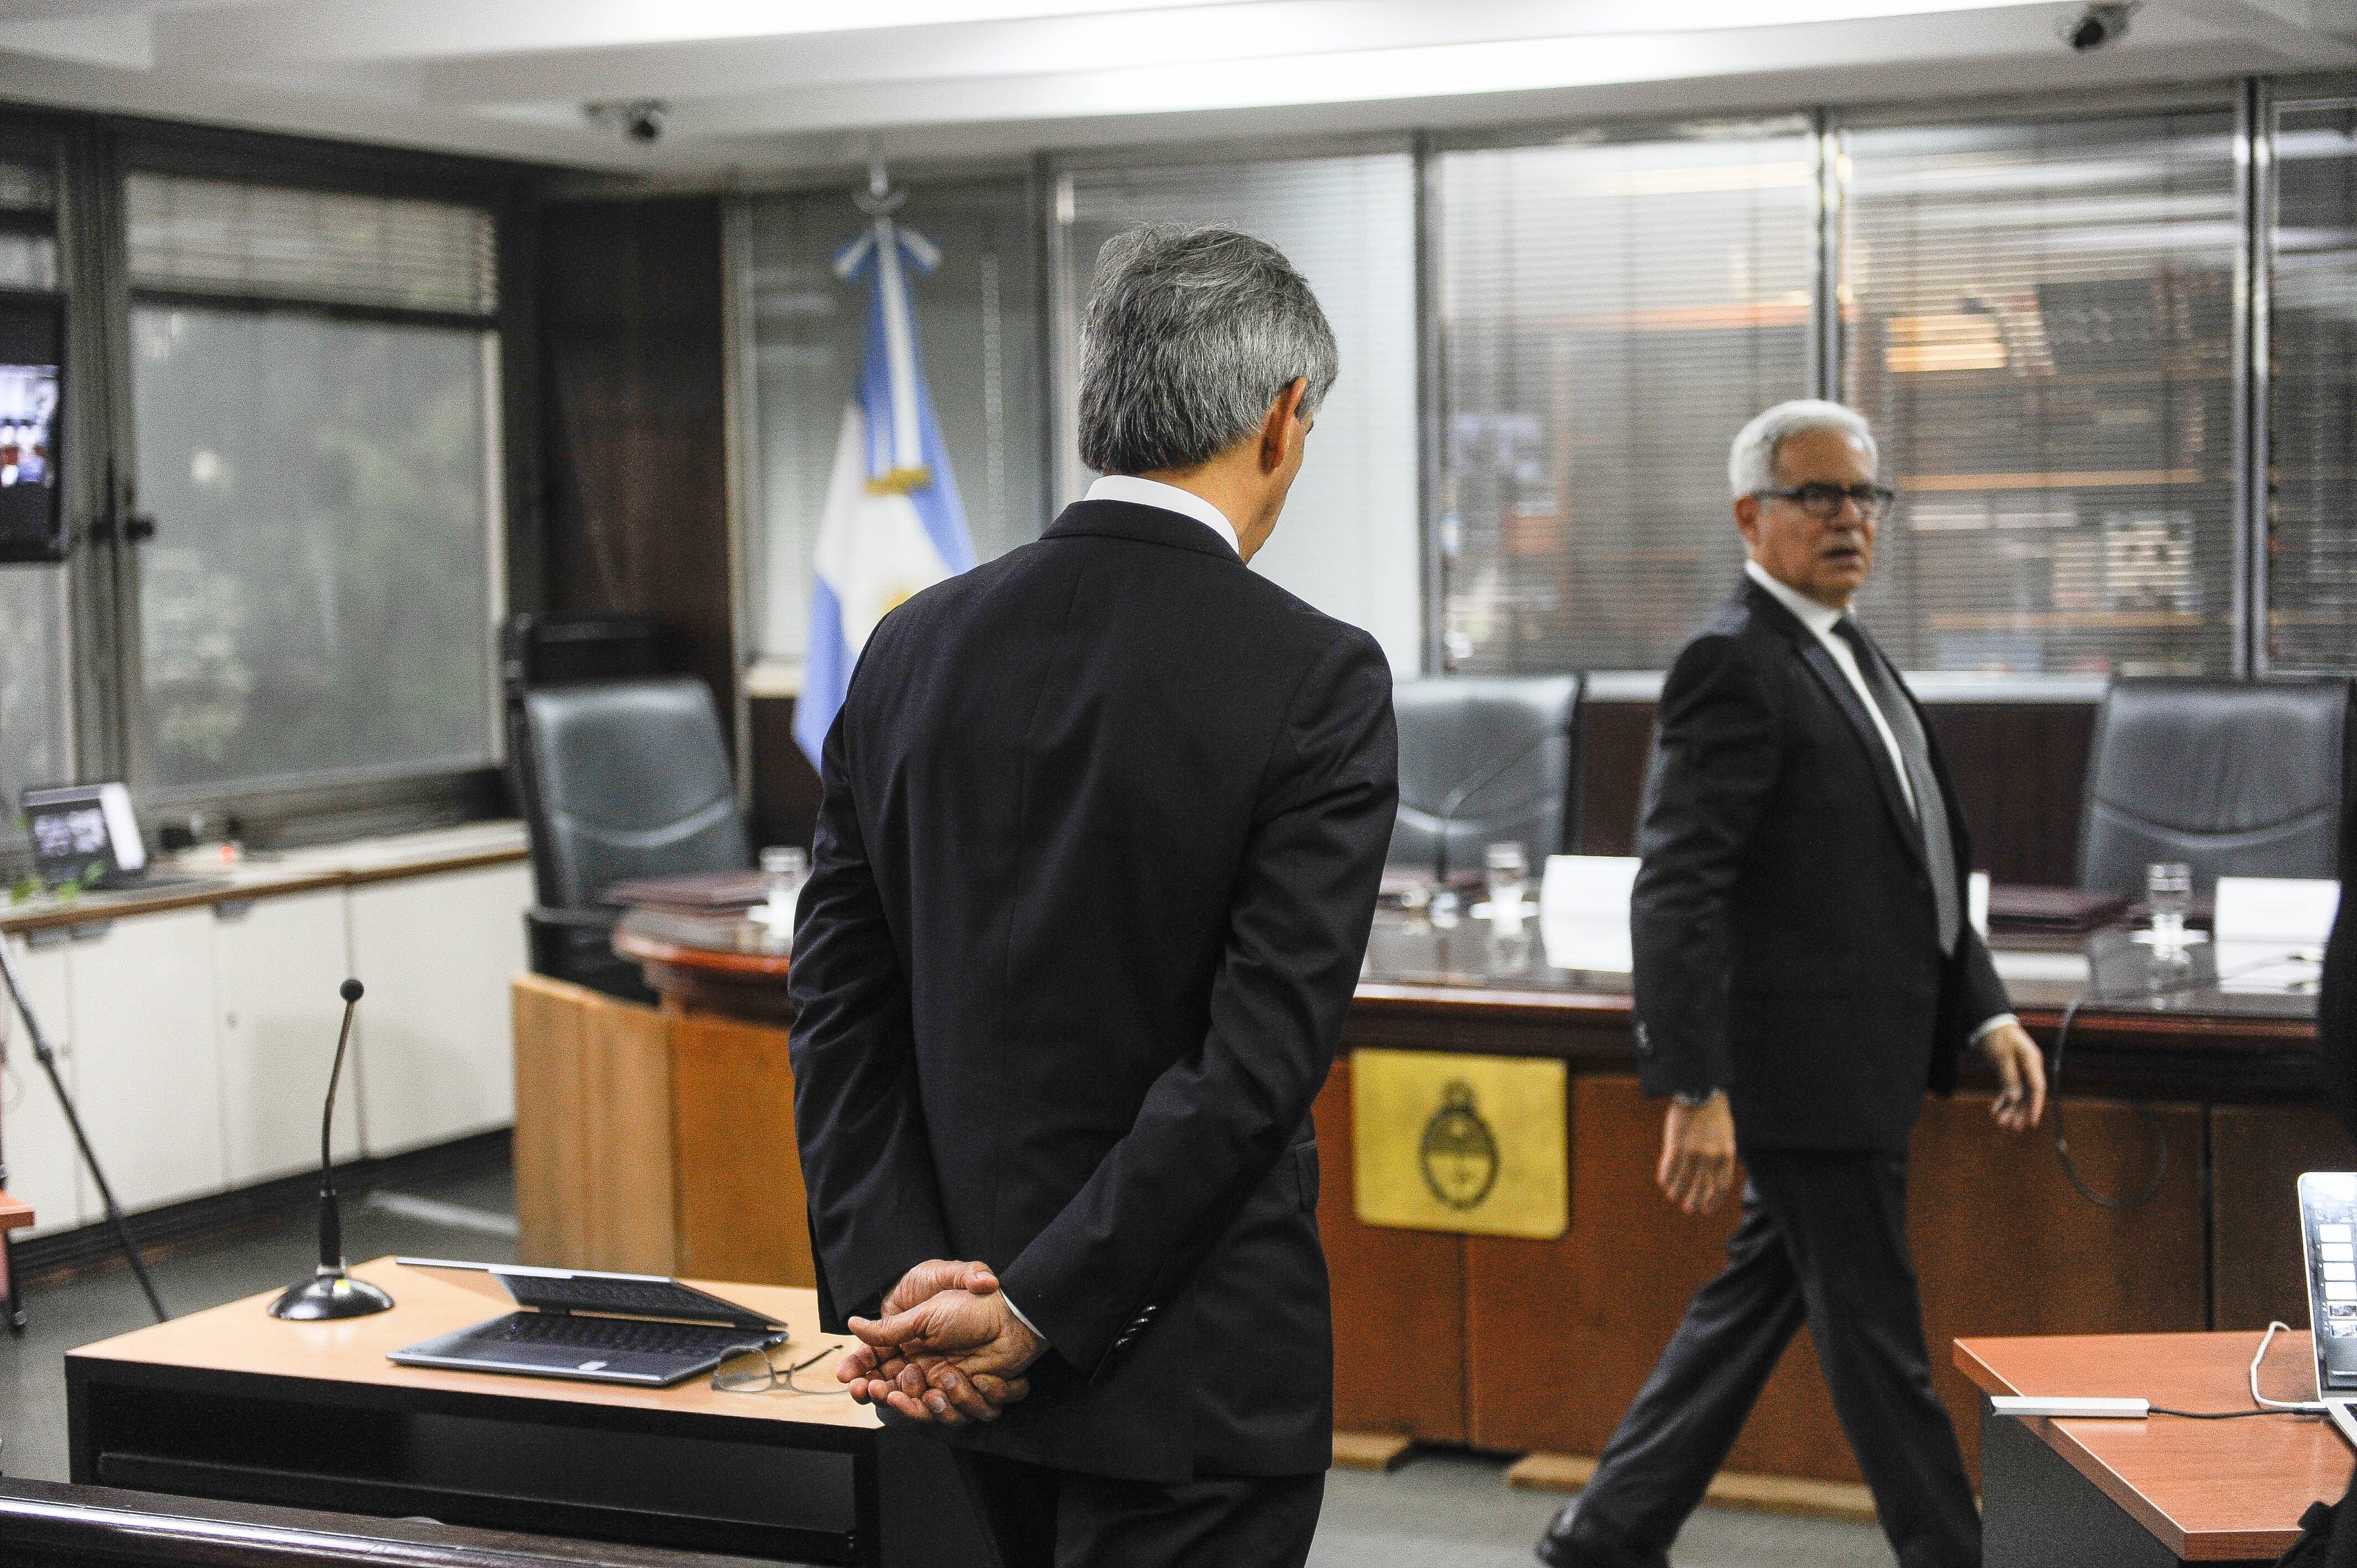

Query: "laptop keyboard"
(483, 1312), (750, 1357)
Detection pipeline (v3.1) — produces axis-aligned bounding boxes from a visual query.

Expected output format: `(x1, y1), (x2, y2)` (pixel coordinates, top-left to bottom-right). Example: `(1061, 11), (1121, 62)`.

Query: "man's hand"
(1658, 1092), (1738, 1215)
(835, 1260), (1033, 1425)
(1983, 1022), (2047, 1133)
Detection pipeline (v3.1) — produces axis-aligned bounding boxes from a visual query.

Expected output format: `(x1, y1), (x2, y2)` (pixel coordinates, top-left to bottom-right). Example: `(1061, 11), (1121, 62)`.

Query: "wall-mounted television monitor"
(0, 290), (65, 565)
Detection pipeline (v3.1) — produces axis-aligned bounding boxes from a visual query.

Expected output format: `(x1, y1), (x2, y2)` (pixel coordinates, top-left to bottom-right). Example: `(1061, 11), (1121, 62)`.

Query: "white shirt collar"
(1743, 558), (1846, 638)
(1084, 474), (1242, 559)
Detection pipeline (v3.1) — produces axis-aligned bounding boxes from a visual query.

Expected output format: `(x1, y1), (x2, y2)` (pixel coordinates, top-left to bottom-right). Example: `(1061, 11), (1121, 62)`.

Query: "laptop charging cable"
(1990, 1323), (2325, 1421)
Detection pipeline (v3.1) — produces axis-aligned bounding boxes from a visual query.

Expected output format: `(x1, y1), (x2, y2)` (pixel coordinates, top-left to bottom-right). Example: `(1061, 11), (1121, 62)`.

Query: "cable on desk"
(2047, 954), (2310, 1211)
(2128, 1322), (2330, 1418)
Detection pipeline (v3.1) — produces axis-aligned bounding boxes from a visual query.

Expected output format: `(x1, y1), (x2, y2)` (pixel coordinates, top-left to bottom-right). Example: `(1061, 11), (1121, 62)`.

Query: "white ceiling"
(0, 0), (2346, 183)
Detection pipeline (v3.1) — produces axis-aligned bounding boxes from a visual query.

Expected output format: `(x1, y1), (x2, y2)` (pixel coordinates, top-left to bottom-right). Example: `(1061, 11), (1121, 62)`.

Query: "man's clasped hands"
(835, 1258), (1048, 1426)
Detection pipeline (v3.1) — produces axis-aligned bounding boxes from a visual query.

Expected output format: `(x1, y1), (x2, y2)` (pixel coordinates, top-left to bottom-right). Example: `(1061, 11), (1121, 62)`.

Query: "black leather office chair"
(511, 675), (750, 1002)
(2077, 678), (2354, 900)
(1388, 675), (1584, 881)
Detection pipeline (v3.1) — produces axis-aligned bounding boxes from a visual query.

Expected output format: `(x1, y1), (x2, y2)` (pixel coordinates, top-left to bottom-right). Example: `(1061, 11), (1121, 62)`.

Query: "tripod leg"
(1, 1230), (20, 1333)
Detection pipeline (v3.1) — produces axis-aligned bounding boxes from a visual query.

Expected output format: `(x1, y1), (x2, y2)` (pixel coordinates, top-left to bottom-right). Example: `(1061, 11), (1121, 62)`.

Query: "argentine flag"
(792, 212), (977, 768)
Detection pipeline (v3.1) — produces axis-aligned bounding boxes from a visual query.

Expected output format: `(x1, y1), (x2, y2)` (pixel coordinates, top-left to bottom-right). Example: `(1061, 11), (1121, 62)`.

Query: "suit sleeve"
(997, 629), (1398, 1380)
(1630, 632), (1784, 1101)
(787, 684), (953, 1332)
(1945, 925), (2012, 1053)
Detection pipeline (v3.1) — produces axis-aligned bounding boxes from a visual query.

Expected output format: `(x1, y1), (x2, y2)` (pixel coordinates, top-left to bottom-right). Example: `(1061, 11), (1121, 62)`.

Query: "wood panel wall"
(536, 197), (738, 741)
(1578, 699), (2099, 886)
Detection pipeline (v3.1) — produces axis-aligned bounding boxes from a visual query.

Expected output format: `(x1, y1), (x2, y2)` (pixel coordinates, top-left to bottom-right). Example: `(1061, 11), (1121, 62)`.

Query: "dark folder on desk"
(600, 869), (770, 911)
(1988, 884), (2130, 936)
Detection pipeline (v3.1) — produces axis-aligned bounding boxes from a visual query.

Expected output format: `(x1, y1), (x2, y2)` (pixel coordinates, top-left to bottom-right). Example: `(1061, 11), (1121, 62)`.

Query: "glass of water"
(759, 847), (809, 925)
(2146, 861), (2193, 963)
(1485, 842), (1529, 922)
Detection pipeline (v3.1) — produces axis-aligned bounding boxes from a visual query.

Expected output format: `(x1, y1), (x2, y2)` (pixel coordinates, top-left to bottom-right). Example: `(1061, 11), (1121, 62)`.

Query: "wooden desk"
(568, 906), (2350, 1492)
(1957, 1331), (2350, 1563)
(64, 1256), (993, 1567)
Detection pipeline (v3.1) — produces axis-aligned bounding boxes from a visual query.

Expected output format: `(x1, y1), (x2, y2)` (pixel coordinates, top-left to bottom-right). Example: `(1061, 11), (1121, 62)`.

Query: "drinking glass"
(2146, 861), (2192, 963)
(756, 845), (809, 939)
(1485, 842), (1529, 922)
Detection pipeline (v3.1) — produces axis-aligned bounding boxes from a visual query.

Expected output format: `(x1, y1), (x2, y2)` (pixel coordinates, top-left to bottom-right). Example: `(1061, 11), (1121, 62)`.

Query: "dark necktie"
(1833, 617), (1962, 956)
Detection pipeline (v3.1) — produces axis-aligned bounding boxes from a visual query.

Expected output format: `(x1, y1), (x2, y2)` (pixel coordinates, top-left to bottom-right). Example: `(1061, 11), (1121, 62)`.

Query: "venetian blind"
(0, 156), (56, 290)
(125, 173), (497, 316)
(1839, 110), (2240, 677)
(1056, 153), (1422, 673)
(2266, 97), (2357, 674)
(1434, 125), (1816, 673)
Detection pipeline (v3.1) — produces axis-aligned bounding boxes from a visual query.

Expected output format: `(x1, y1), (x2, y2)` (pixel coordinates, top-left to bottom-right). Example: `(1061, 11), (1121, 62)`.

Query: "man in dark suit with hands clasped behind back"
(788, 224), (1397, 1568)
(1537, 400), (2050, 1568)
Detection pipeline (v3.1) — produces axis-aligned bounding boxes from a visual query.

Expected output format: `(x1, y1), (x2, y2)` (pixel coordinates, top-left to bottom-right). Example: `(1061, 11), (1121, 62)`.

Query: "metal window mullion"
(1812, 108), (1843, 404)
(719, 197), (753, 811)
(2238, 78), (2274, 680)
(59, 126), (140, 792)
(1415, 131), (1447, 678)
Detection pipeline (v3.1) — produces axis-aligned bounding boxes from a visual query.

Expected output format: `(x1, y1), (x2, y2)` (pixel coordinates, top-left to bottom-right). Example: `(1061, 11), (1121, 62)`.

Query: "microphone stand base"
(268, 1271), (394, 1321)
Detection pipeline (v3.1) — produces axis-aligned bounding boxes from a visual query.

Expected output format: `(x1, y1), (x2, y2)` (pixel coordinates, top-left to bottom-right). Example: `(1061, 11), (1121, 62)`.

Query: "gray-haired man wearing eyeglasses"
(1537, 400), (2047, 1568)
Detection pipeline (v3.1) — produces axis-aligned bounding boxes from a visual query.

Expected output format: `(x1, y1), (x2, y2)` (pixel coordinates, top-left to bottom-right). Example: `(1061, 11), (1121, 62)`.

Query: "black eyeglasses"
(1754, 482), (1897, 521)
(712, 1340), (850, 1395)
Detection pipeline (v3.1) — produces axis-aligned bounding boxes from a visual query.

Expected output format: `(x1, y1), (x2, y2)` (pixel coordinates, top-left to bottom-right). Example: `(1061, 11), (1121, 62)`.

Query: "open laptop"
(20, 782), (212, 894)
(2299, 1172), (2357, 1447)
(387, 1259), (789, 1387)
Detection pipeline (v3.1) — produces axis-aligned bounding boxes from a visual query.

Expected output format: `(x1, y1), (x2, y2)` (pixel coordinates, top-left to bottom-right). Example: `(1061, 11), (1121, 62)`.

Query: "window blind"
(125, 173), (497, 316)
(0, 159), (52, 213)
(1056, 153), (1422, 673)
(2266, 97), (2357, 674)
(1838, 111), (2240, 677)
(1433, 125), (1816, 673)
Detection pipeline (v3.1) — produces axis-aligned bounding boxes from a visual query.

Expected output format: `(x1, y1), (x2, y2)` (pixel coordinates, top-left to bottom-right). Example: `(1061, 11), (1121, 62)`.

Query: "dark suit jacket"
(788, 498), (1397, 1484)
(1630, 577), (2011, 1153)
(2323, 757), (2357, 1144)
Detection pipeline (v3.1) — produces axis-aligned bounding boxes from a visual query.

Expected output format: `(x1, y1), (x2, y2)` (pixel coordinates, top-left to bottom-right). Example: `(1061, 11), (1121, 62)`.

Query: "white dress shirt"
(1085, 473), (1242, 559)
(1742, 560), (2015, 1046)
(1743, 559), (1916, 818)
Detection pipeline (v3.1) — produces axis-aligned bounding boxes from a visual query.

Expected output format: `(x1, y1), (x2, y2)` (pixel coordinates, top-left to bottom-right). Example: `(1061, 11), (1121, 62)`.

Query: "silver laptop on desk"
(388, 1259), (788, 1387)
(2299, 1172), (2357, 1447)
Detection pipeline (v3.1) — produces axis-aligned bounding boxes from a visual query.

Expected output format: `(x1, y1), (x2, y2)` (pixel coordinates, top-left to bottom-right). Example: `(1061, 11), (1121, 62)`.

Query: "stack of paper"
(1538, 855), (1638, 974)
(2214, 876), (2338, 993)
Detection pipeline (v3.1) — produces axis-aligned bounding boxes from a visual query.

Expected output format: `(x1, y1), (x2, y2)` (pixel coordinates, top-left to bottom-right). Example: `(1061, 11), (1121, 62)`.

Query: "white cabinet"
(1, 933), (83, 1236)
(0, 834), (531, 1228)
(348, 862), (530, 1156)
(212, 891), (362, 1185)
(62, 909), (227, 1213)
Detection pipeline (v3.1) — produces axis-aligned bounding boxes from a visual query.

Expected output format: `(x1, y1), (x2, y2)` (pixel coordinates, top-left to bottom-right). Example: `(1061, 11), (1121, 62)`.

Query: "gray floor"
(0, 1163), (1893, 1566)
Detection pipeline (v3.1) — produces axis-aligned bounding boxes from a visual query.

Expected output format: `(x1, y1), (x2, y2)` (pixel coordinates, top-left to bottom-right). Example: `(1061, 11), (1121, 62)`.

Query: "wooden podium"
(66, 1256), (997, 1567)
(1959, 1330), (2351, 1564)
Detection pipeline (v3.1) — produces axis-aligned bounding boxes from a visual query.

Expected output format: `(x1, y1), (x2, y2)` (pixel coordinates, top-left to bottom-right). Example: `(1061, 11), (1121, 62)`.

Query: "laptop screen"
(21, 782), (145, 888)
(2301, 1172), (2357, 1392)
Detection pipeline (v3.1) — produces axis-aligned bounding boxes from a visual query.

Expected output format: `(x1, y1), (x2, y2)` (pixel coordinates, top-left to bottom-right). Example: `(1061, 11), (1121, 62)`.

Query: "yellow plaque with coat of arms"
(1350, 1049), (1568, 1240)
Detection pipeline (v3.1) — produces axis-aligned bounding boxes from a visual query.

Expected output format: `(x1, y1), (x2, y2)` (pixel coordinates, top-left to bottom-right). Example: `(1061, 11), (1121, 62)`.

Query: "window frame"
(81, 120), (542, 845)
(2254, 75), (2357, 678)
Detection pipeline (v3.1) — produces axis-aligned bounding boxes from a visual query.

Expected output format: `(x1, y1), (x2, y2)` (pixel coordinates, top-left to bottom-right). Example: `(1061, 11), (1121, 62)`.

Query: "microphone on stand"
(269, 978), (393, 1321)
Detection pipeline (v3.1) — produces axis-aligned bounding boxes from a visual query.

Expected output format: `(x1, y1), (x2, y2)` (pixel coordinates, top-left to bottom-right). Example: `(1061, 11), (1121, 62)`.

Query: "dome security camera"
(585, 99), (668, 146)
(2060, 2), (2138, 52)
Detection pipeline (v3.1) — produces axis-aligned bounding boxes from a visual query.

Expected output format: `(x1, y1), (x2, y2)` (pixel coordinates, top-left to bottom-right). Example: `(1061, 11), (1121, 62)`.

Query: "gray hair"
(1727, 400), (1878, 498)
(1078, 224), (1339, 475)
